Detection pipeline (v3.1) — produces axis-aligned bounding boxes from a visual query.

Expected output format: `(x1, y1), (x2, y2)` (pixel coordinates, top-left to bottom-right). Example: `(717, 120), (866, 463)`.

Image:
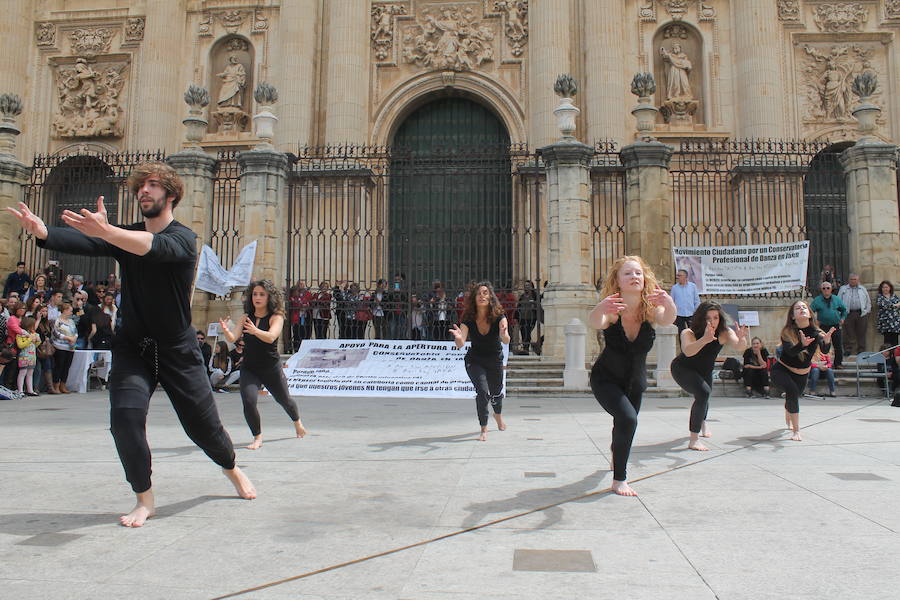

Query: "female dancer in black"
(450, 281), (510, 442)
(771, 300), (834, 441)
(670, 301), (749, 451)
(220, 279), (307, 450)
(589, 256), (676, 496)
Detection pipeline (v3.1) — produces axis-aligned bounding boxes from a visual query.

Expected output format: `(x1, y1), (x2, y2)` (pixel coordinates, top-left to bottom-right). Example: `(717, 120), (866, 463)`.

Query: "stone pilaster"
(0, 4), (29, 117)
(167, 149), (217, 328)
(237, 148), (290, 288)
(323, 0), (369, 144)
(539, 140), (597, 359)
(0, 155), (30, 274)
(732, 2), (785, 137)
(620, 141), (674, 279)
(528, 1), (573, 147)
(583, 0), (626, 144)
(277, 0), (318, 151)
(840, 141), (900, 287)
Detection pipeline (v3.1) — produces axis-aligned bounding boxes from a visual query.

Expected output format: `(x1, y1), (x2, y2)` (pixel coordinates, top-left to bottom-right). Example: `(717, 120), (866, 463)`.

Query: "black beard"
(140, 198), (166, 218)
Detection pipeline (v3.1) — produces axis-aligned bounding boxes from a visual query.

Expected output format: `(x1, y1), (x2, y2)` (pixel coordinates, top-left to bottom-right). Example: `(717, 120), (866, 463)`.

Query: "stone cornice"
(538, 141), (594, 168)
(167, 149), (218, 178)
(840, 141), (899, 170)
(237, 147), (290, 177)
(619, 141), (675, 169)
(0, 156), (30, 183)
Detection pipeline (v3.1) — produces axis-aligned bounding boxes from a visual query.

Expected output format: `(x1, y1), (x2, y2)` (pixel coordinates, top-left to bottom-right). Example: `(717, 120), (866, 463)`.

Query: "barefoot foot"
(700, 422), (712, 438)
(790, 430), (803, 442)
(478, 428), (488, 442)
(246, 435), (262, 450)
(493, 413), (506, 431)
(294, 420), (307, 438)
(611, 480), (638, 497)
(120, 490), (155, 527)
(688, 439), (709, 451)
(223, 466), (257, 499)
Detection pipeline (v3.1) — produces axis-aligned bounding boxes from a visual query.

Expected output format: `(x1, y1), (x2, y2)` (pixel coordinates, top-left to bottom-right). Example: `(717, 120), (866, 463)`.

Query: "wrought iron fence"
(669, 139), (844, 295)
(22, 150), (165, 286)
(208, 150), (241, 267)
(590, 141), (627, 288)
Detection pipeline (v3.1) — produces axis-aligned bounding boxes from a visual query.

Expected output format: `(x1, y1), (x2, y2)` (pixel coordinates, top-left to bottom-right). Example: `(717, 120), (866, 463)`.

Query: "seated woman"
(742, 337), (770, 398)
(808, 348), (836, 397)
(209, 340), (238, 393)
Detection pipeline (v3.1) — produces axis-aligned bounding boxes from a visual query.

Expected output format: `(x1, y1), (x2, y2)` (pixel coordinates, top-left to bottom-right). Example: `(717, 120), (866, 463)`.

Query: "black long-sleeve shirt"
(37, 222), (197, 342)
(780, 324), (831, 370)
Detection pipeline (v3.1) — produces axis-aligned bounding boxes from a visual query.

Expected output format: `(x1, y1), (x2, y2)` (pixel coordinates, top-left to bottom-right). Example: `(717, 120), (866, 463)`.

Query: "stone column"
(731, 2), (785, 138)
(167, 149), (217, 327)
(840, 142), (900, 288)
(621, 141), (676, 386)
(0, 3), (30, 113)
(539, 140), (597, 359)
(277, 0), (318, 151)
(132, 2), (186, 149)
(583, 0), (626, 144)
(323, 0), (369, 144)
(237, 147), (290, 288)
(0, 99), (29, 274)
(528, 1), (572, 147)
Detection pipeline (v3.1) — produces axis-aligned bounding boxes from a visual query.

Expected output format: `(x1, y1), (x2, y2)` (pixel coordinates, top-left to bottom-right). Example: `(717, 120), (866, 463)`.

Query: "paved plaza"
(2, 387), (899, 599)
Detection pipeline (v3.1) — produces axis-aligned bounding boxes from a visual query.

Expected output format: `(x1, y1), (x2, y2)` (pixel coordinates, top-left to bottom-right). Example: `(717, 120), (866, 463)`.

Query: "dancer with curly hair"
(588, 256), (676, 496)
(220, 279), (307, 450)
(450, 281), (510, 441)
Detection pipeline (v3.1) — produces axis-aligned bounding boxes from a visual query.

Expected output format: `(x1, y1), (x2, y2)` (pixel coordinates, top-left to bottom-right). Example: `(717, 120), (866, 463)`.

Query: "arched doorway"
(803, 143), (851, 289)
(45, 156), (119, 284)
(389, 96), (512, 293)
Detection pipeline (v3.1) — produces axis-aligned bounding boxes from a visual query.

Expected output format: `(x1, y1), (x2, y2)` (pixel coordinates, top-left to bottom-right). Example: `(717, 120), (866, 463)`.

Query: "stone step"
(506, 378), (564, 387)
(506, 369), (565, 379)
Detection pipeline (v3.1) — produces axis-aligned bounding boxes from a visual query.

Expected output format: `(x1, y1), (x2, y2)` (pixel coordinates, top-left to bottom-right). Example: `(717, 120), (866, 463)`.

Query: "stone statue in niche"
(216, 55), (247, 108)
(659, 43), (698, 126)
(52, 58), (127, 138)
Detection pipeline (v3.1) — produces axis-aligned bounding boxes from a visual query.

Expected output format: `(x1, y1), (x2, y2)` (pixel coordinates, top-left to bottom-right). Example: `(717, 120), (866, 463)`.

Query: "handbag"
(37, 338), (56, 359)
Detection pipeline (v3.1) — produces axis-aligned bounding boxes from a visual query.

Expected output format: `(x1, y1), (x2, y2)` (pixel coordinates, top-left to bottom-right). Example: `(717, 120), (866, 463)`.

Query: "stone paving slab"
(1, 390), (899, 599)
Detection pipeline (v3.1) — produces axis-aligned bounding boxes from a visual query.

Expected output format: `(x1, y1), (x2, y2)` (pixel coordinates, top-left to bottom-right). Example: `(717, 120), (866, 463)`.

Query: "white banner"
(195, 241), (258, 297)
(673, 241), (809, 295)
(284, 339), (509, 398)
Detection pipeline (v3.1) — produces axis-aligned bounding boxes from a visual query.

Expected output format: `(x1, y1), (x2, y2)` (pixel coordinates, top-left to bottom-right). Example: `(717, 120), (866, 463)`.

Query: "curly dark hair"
(243, 279), (285, 317)
(689, 301), (730, 340)
(126, 161), (184, 207)
(460, 281), (505, 323)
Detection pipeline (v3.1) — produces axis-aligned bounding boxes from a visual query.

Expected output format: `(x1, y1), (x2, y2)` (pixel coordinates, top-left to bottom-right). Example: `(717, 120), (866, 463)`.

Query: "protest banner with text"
(673, 241), (809, 295)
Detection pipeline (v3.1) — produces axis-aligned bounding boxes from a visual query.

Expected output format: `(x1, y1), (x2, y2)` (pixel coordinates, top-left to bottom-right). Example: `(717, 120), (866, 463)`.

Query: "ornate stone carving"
(52, 58), (127, 138)
(639, 1), (656, 22)
(664, 24), (689, 40)
(813, 3), (869, 32)
(494, 0), (528, 57)
(69, 28), (115, 58)
(252, 9), (268, 33)
(217, 10), (247, 33)
(212, 109), (249, 133)
(662, 0), (689, 20)
(224, 37), (249, 53)
(36, 22), (56, 47)
(659, 42), (697, 125)
(371, 4), (407, 61)
(778, 0), (801, 21)
(125, 17), (145, 42)
(216, 55), (247, 109)
(401, 5), (494, 72)
(198, 12), (213, 36)
(697, 2), (716, 21)
(801, 44), (880, 122)
(886, 1), (900, 20)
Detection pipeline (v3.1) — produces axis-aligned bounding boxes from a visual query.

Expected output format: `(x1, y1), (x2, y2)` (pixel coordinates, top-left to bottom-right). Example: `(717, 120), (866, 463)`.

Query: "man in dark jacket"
(3, 261), (31, 297)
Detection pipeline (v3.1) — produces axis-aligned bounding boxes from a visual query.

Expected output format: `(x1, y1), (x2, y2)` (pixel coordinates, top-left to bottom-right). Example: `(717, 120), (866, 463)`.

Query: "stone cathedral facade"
(1, 0), (899, 354)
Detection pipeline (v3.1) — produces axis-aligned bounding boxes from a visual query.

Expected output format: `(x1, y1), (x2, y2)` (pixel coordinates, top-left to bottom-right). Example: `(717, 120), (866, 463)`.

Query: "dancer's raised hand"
(799, 329), (814, 347)
(449, 323), (466, 344)
(822, 327), (836, 344)
(648, 286), (672, 307)
(598, 293), (626, 316)
(61, 196), (109, 238)
(6, 202), (48, 240)
(701, 320), (717, 342)
(736, 324), (750, 342)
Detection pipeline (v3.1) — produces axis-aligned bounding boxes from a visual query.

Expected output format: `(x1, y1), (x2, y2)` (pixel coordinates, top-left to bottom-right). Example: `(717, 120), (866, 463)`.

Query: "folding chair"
(855, 352), (890, 399)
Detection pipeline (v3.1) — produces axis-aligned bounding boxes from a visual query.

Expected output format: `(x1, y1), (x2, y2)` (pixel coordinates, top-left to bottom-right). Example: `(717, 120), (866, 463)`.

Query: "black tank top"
(672, 337), (723, 375)
(591, 319), (655, 392)
(464, 316), (505, 363)
(780, 324), (830, 369)
(242, 313), (281, 372)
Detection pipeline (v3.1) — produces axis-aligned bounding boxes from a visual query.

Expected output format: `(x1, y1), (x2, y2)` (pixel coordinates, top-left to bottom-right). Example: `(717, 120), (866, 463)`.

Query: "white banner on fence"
(284, 339), (508, 398)
(673, 241), (810, 295)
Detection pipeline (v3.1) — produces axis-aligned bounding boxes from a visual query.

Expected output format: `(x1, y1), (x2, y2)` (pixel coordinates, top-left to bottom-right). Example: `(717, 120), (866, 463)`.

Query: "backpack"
(718, 357), (743, 380)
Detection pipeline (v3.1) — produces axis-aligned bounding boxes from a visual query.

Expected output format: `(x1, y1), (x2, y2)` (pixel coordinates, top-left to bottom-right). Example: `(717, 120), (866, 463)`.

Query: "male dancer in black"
(7, 162), (256, 527)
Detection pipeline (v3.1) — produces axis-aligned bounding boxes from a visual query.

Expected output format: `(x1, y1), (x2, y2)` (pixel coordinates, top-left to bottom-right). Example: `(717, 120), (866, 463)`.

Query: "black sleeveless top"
(591, 319), (655, 392)
(672, 337), (723, 376)
(242, 312), (281, 372)
(464, 316), (505, 363)
(780, 324), (831, 370)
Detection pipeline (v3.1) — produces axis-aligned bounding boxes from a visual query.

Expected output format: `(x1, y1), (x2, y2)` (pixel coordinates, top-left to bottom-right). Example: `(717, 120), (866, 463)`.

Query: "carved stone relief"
(886, 1), (900, 20)
(800, 44), (882, 123)
(209, 37), (253, 134)
(371, 4), (407, 61)
(52, 57), (127, 138)
(252, 9), (268, 33)
(494, 0), (528, 57)
(639, 1), (656, 22)
(218, 10), (247, 33)
(638, 1), (715, 22)
(69, 28), (115, 58)
(199, 13), (213, 36)
(125, 17), (145, 42)
(662, 0), (689, 20)
(36, 22), (56, 47)
(778, 0), (801, 21)
(813, 3), (869, 32)
(654, 23), (702, 126)
(401, 5), (495, 72)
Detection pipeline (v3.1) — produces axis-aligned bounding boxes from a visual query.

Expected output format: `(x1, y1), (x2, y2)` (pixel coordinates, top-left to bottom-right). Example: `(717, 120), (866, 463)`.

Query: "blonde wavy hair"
(781, 300), (822, 362)
(127, 161), (184, 207)
(600, 255), (660, 323)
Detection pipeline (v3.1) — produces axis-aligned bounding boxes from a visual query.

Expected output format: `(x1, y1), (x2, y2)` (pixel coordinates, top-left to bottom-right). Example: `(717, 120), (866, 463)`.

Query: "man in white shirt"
(838, 273), (872, 355)
(671, 269), (701, 332)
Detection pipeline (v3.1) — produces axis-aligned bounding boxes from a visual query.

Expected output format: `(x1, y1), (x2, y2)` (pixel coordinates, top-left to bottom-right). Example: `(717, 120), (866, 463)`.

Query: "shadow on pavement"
(368, 432), (478, 453)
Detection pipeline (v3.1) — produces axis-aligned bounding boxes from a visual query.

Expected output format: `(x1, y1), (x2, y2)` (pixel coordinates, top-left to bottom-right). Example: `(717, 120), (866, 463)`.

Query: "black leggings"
(591, 375), (642, 481)
(239, 364), (300, 437)
(771, 362), (807, 414)
(52, 349), (74, 384)
(519, 320), (536, 352)
(464, 357), (504, 427)
(670, 359), (713, 434)
(108, 332), (236, 494)
(743, 367), (769, 394)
